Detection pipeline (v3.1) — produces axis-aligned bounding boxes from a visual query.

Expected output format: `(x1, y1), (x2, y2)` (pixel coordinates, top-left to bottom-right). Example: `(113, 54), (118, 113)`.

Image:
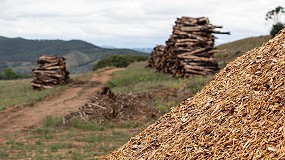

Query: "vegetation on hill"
(0, 36), (147, 73)
(215, 35), (271, 68)
(93, 54), (149, 70)
(0, 68), (31, 80)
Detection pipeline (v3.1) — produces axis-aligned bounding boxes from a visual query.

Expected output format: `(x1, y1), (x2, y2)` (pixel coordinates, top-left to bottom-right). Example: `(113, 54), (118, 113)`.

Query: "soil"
(0, 67), (124, 137)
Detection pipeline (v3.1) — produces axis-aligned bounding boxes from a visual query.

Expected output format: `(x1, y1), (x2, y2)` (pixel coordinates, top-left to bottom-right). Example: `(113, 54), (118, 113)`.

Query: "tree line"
(93, 54), (149, 70)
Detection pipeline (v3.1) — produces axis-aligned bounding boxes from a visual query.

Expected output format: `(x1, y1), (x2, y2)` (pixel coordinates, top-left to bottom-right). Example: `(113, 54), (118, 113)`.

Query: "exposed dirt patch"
(0, 67), (124, 137)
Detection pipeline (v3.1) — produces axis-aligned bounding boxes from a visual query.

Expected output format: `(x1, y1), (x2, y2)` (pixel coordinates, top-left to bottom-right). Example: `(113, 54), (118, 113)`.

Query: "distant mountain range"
(0, 36), (148, 73)
(131, 48), (152, 53)
(100, 45), (153, 53)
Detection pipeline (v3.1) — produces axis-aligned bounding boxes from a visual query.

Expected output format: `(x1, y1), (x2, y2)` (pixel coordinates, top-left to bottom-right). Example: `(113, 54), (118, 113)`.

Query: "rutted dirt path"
(0, 67), (123, 137)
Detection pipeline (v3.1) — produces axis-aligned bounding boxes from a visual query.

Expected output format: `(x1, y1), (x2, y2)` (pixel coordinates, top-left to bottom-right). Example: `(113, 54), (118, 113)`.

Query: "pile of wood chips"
(31, 56), (69, 89)
(103, 30), (285, 159)
(147, 17), (229, 76)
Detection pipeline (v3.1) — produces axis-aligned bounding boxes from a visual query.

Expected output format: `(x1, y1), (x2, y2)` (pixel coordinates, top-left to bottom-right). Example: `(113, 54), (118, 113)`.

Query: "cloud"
(0, 0), (284, 47)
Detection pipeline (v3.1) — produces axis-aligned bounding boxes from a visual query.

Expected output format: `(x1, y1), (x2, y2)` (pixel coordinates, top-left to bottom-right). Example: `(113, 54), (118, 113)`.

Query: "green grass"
(71, 119), (105, 131)
(0, 116), (151, 159)
(0, 79), (66, 110)
(93, 54), (149, 70)
(106, 61), (213, 113)
(106, 61), (189, 94)
(0, 71), (96, 111)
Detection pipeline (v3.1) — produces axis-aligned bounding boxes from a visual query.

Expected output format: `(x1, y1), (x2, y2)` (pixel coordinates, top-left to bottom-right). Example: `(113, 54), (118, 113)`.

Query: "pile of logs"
(147, 16), (230, 76)
(147, 45), (166, 69)
(31, 56), (70, 89)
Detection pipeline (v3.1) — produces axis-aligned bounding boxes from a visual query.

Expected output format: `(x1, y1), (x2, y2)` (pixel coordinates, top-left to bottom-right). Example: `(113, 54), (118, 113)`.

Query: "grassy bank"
(106, 61), (212, 94)
(0, 79), (66, 110)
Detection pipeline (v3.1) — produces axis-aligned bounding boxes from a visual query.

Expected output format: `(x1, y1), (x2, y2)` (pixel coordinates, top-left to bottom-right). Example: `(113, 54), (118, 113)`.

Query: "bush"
(93, 54), (149, 70)
(270, 22), (284, 37)
(0, 68), (31, 80)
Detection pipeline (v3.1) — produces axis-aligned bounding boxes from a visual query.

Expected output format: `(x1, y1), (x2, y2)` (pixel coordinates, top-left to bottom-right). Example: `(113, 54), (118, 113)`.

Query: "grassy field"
(0, 79), (66, 110)
(0, 116), (154, 159)
(0, 72), (93, 110)
(106, 61), (212, 94)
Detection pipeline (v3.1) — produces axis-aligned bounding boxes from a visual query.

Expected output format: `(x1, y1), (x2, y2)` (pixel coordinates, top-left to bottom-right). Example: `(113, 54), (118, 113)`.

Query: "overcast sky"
(0, 0), (284, 48)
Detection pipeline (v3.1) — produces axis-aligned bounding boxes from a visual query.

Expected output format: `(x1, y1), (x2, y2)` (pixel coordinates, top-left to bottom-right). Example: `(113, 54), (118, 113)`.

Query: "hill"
(0, 36), (147, 73)
(215, 35), (271, 68)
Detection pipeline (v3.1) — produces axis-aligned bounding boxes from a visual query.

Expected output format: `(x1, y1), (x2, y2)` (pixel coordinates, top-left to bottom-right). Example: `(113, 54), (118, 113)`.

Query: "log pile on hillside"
(147, 17), (229, 76)
(104, 30), (285, 159)
(31, 56), (69, 89)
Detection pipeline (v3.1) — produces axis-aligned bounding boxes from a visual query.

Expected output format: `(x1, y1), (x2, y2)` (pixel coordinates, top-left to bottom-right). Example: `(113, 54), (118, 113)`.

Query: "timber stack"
(147, 45), (166, 69)
(147, 16), (230, 76)
(31, 56), (70, 89)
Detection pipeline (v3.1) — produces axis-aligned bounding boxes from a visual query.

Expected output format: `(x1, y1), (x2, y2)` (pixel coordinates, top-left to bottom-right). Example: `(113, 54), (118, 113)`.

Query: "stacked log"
(31, 56), (70, 89)
(147, 16), (230, 76)
(147, 45), (166, 69)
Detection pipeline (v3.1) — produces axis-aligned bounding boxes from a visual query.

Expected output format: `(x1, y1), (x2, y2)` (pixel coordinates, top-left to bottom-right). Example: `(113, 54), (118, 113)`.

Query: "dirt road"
(0, 67), (123, 136)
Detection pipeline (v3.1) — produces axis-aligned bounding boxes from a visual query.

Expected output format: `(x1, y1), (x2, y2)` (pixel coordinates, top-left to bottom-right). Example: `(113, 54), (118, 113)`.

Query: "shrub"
(270, 22), (284, 37)
(0, 68), (31, 80)
(93, 54), (149, 70)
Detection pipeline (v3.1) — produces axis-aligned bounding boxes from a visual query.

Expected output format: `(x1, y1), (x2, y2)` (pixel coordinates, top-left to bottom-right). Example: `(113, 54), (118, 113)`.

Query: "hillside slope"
(215, 35), (271, 68)
(0, 36), (147, 73)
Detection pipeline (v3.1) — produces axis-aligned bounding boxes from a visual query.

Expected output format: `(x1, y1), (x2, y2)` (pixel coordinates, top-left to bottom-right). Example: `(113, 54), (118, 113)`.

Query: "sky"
(0, 0), (284, 48)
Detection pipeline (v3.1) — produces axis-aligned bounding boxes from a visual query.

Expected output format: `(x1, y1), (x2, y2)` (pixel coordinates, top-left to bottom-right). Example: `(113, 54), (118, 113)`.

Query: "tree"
(270, 22), (284, 37)
(3, 68), (17, 79)
(266, 6), (285, 37)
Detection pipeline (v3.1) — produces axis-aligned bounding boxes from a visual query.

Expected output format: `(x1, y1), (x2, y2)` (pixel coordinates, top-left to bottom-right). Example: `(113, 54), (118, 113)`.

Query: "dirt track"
(0, 68), (123, 136)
